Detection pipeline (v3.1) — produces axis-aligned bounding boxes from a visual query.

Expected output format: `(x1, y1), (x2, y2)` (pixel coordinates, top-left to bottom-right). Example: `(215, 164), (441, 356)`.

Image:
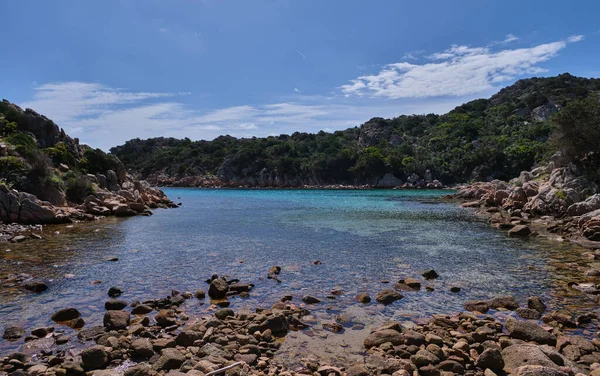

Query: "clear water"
(0, 189), (596, 361)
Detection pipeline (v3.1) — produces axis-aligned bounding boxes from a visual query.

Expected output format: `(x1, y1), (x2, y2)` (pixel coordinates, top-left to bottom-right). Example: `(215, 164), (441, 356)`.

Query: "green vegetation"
(0, 100), (126, 203)
(111, 73), (600, 185)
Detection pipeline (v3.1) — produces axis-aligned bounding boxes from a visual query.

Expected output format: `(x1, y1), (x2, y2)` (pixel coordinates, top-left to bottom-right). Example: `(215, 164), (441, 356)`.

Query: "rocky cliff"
(0, 99), (176, 228)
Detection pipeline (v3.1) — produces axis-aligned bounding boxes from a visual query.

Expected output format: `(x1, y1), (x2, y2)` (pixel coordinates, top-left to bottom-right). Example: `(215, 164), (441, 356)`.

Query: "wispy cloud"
(295, 49), (307, 60)
(567, 34), (584, 43)
(502, 34), (520, 44)
(341, 35), (583, 99)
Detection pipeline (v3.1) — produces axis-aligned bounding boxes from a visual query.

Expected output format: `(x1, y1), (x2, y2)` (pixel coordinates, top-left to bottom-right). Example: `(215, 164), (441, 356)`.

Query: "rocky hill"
(0, 100), (176, 228)
(111, 73), (600, 188)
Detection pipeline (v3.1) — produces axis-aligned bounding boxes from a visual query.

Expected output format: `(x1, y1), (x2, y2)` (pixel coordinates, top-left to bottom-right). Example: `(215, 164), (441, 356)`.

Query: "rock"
(345, 364), (371, 376)
(364, 329), (403, 348)
(528, 296), (547, 314)
(402, 278), (421, 289)
(302, 295), (321, 304)
(51, 308), (81, 322)
(509, 225), (532, 237)
(514, 365), (569, 376)
(488, 295), (519, 310)
(108, 287), (123, 298)
(260, 313), (289, 334)
(464, 300), (490, 313)
(103, 310), (130, 330)
(104, 299), (128, 310)
(131, 304), (153, 315)
(2, 326), (25, 340)
(23, 281), (48, 293)
(476, 348), (505, 371)
(124, 364), (153, 376)
(410, 349), (440, 367)
(194, 290), (206, 299)
(438, 360), (465, 374)
(404, 330), (426, 346)
(322, 322), (344, 333)
(449, 286), (461, 293)
(356, 293), (371, 303)
(152, 348), (186, 371)
(27, 364), (48, 375)
(80, 346), (109, 370)
(375, 289), (403, 305)
(215, 308), (234, 320)
(208, 278), (228, 299)
(155, 310), (177, 328)
(422, 269), (439, 279)
(0, 186), (62, 224)
(502, 344), (559, 370)
(31, 327), (53, 337)
(517, 308), (542, 320)
(506, 318), (556, 345)
(175, 330), (203, 347)
(131, 338), (154, 358)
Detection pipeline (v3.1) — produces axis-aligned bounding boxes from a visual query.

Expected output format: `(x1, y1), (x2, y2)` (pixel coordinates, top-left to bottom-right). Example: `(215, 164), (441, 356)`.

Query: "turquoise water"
(0, 189), (594, 354)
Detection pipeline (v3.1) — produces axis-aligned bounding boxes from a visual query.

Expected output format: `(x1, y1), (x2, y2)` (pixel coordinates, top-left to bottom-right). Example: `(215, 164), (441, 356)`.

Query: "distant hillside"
(103, 73), (595, 187)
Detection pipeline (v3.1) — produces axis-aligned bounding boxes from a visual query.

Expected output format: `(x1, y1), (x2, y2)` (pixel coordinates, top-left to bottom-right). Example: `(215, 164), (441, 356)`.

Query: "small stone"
(23, 281), (48, 293)
(104, 299), (128, 310)
(2, 326), (25, 340)
(422, 269), (439, 279)
(302, 295), (321, 304)
(51, 308), (81, 322)
(356, 293), (371, 303)
(108, 287), (122, 298)
(375, 289), (403, 305)
(103, 310), (130, 330)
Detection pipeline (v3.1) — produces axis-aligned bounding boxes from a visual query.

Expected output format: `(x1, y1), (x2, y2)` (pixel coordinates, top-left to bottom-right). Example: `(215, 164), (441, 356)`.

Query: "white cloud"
(293, 88), (299, 92)
(567, 34), (584, 43)
(502, 34), (520, 43)
(341, 36), (583, 99)
(159, 28), (169, 34)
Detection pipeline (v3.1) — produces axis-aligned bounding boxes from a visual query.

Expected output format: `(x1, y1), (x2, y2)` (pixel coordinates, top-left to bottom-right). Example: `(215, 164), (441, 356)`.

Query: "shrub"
(0, 156), (26, 184)
(65, 175), (94, 203)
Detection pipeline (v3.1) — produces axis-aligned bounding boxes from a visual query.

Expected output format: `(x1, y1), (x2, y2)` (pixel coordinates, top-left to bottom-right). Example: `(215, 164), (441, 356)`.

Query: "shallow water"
(0, 188), (598, 362)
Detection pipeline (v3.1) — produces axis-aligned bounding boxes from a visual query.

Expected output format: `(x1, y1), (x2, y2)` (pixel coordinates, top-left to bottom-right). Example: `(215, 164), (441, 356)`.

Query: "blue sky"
(1, 0), (598, 150)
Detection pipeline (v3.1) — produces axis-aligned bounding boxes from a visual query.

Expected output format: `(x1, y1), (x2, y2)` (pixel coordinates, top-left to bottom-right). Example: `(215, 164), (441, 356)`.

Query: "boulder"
(356, 293), (371, 303)
(505, 318), (556, 345)
(464, 300), (489, 313)
(488, 295), (519, 310)
(375, 289), (403, 305)
(104, 299), (128, 310)
(476, 348), (504, 371)
(302, 295), (321, 304)
(103, 310), (130, 330)
(208, 278), (229, 299)
(502, 344), (560, 371)
(51, 308), (81, 322)
(2, 326), (25, 340)
(422, 269), (439, 279)
(152, 348), (186, 371)
(364, 329), (403, 348)
(80, 346), (109, 370)
(508, 225), (532, 237)
(23, 281), (48, 293)
(131, 338), (154, 358)
(514, 365), (569, 376)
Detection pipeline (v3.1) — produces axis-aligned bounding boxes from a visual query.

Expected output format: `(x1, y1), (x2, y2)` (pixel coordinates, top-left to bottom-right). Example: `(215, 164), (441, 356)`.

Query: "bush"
(0, 156), (26, 184)
(65, 175), (94, 203)
(552, 97), (600, 161)
(44, 142), (77, 167)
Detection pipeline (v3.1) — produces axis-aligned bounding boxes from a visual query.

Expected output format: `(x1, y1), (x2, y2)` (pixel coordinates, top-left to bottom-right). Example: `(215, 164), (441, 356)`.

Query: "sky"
(1, 1), (599, 151)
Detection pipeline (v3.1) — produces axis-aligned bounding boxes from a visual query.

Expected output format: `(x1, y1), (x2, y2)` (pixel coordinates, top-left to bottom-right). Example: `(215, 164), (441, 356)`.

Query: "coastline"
(3, 269), (600, 375)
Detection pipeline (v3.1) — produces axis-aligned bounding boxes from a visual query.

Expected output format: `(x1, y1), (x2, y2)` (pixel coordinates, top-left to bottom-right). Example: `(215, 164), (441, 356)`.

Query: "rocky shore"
(449, 153), (600, 249)
(3, 269), (600, 376)
(145, 172), (445, 190)
(0, 179), (177, 240)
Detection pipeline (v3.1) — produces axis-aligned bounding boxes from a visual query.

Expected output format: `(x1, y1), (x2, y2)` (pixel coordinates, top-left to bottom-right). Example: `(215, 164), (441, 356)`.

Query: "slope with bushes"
(111, 73), (600, 187)
(0, 100), (175, 225)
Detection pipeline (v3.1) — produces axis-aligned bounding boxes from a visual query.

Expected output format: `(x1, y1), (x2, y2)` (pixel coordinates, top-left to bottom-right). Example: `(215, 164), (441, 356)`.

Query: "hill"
(110, 73), (600, 188)
(0, 100), (175, 226)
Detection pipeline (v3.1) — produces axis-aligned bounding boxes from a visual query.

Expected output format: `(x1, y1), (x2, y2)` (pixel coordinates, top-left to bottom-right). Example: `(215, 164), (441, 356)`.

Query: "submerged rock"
(375, 289), (403, 305)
